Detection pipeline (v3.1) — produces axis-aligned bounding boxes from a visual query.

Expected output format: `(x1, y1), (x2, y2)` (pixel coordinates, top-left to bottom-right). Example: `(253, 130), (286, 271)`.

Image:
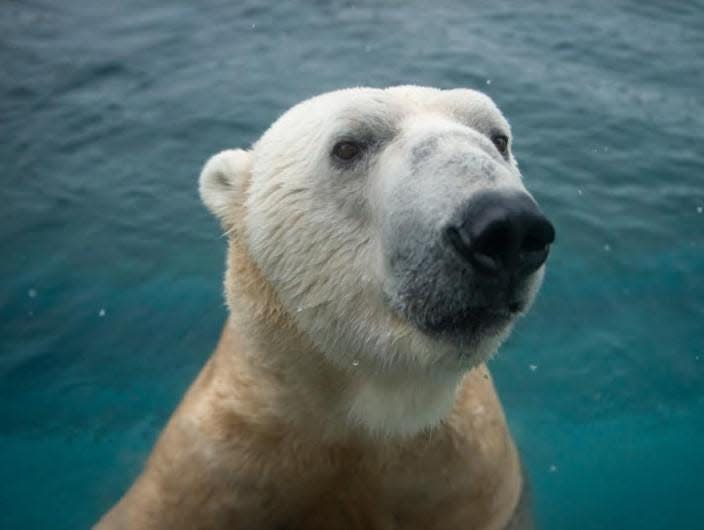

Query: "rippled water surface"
(2, 1), (703, 528)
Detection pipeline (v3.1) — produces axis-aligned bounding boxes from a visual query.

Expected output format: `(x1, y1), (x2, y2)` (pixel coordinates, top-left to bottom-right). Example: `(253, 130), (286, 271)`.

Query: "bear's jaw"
(219, 239), (471, 438)
(217, 313), (468, 439)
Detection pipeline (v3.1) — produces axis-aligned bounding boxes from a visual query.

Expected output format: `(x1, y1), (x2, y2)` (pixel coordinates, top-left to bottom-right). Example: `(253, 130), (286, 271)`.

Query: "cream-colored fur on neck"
(347, 368), (462, 436)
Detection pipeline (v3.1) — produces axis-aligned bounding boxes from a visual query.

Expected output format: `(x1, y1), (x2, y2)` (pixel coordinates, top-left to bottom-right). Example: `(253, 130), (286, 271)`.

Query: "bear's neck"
(208, 236), (464, 441)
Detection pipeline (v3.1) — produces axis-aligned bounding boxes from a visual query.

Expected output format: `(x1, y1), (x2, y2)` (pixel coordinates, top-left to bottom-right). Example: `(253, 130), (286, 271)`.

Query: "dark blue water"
(2, 1), (703, 528)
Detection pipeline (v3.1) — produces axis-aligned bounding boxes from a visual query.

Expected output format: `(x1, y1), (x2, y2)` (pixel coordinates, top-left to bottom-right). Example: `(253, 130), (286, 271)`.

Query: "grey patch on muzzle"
(436, 152), (499, 184)
(410, 132), (501, 186)
(410, 136), (439, 169)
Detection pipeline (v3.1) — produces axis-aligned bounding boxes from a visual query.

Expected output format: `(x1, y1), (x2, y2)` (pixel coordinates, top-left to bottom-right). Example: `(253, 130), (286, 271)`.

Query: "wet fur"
(95, 86), (540, 529)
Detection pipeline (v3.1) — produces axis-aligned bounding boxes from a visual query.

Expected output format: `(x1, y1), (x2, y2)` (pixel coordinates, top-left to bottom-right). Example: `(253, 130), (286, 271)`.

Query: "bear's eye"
(491, 134), (509, 154)
(332, 141), (363, 162)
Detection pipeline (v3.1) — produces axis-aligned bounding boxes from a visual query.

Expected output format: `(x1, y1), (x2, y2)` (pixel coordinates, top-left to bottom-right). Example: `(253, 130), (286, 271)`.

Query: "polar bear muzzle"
(423, 189), (555, 335)
(380, 117), (555, 343)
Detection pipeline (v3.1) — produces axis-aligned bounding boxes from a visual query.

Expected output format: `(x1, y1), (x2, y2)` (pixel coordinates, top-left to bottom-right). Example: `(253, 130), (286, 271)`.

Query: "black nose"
(446, 190), (555, 277)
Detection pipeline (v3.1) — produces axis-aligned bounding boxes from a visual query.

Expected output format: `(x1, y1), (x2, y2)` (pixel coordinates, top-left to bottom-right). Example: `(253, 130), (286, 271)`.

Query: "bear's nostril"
(472, 218), (512, 260)
(470, 250), (502, 274)
(522, 235), (546, 253)
(521, 218), (556, 253)
(516, 218), (555, 274)
(445, 225), (472, 257)
(446, 225), (503, 274)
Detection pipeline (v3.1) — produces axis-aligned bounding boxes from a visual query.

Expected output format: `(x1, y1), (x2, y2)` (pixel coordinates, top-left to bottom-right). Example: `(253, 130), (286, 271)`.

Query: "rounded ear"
(199, 149), (252, 227)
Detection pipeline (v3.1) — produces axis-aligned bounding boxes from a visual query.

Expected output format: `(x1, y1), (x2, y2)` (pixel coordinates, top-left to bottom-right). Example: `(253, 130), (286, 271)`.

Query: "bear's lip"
(418, 301), (523, 336)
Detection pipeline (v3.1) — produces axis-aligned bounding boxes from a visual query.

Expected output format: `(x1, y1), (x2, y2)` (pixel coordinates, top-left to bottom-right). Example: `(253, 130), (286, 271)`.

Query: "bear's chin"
(372, 310), (516, 374)
(419, 305), (519, 338)
(428, 317), (515, 365)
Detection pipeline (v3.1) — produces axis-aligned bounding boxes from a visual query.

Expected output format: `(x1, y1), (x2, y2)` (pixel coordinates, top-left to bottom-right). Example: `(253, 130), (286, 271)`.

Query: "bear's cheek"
(320, 168), (371, 222)
(246, 199), (378, 314)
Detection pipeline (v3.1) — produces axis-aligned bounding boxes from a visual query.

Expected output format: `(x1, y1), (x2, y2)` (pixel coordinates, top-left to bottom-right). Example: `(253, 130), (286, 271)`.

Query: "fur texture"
(95, 86), (548, 529)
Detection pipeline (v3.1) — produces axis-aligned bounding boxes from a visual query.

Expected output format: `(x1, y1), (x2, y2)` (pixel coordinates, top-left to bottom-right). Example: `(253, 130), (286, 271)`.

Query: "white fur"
(199, 148), (251, 228)
(200, 86), (545, 436)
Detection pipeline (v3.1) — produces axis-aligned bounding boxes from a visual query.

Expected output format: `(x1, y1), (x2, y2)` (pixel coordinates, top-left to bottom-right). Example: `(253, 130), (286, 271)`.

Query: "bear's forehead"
(281, 86), (509, 137)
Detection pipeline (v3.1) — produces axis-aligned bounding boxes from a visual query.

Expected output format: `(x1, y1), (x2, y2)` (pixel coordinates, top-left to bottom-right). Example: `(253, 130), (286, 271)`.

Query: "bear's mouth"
(416, 300), (524, 337)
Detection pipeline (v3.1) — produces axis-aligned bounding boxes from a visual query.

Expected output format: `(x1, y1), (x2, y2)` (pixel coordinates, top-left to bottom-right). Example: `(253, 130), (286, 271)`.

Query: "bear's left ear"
(199, 149), (252, 228)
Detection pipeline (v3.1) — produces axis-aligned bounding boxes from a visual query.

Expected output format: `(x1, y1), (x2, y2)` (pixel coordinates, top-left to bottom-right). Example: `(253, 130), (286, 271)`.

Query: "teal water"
(1, 1), (703, 528)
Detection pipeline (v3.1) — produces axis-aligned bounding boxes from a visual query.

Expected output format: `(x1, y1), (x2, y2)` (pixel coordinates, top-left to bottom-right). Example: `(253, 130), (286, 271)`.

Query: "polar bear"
(96, 86), (554, 530)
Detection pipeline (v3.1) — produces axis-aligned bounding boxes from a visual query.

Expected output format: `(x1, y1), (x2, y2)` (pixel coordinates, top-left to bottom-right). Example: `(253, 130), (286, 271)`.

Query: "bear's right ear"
(199, 149), (252, 228)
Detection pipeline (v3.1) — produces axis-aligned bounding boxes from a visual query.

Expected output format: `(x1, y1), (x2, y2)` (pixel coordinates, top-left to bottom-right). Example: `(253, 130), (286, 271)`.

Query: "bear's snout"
(445, 190), (555, 279)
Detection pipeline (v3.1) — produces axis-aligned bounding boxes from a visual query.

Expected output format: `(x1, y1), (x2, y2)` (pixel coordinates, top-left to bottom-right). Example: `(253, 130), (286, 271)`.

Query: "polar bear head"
(200, 85), (554, 392)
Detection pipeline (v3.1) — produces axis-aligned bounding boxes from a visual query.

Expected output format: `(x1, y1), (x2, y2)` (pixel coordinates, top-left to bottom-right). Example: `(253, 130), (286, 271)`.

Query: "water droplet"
(697, 206), (703, 214)
(352, 360), (360, 367)
(28, 288), (37, 298)
(485, 79), (492, 85)
(603, 244), (611, 252)
(99, 308), (106, 317)
(529, 364), (538, 372)
(549, 464), (558, 473)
